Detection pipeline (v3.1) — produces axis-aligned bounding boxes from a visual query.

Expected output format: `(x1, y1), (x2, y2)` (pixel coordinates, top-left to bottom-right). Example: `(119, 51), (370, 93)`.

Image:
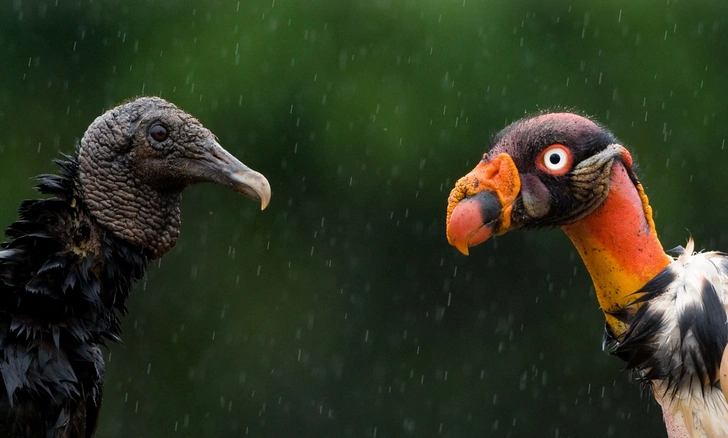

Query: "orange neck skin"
(562, 161), (672, 337)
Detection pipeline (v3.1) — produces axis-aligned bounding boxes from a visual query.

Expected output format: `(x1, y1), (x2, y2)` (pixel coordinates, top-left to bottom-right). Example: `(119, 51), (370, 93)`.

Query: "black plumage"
(0, 97), (271, 437)
(609, 251), (728, 398)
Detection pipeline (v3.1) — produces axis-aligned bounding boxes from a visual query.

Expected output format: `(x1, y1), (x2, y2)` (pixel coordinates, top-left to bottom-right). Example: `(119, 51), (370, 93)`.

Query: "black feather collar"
(0, 155), (150, 437)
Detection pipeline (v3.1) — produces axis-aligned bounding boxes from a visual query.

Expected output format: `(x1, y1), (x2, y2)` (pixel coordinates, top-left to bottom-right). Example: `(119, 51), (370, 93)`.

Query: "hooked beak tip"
(231, 170), (272, 210)
(446, 193), (500, 256)
(453, 239), (470, 256)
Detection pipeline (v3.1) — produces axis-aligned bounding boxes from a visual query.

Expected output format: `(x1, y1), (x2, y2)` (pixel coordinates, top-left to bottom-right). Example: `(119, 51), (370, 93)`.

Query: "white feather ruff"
(646, 238), (728, 437)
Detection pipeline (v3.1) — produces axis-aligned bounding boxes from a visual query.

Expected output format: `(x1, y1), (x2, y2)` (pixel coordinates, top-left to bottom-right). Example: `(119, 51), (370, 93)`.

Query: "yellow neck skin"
(562, 162), (672, 337)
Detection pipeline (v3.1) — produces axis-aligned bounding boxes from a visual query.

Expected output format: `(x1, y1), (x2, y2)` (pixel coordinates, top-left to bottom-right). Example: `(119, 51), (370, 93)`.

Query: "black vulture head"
(77, 96), (271, 258)
(446, 112), (633, 254)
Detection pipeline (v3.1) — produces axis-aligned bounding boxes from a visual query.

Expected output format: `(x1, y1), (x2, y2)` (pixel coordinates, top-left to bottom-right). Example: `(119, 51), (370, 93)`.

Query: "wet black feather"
(605, 262), (728, 399)
(0, 157), (150, 437)
(694, 281), (728, 384)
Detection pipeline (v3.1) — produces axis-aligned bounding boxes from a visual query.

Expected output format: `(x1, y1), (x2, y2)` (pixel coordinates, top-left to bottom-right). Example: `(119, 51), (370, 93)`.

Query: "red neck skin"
(561, 161), (672, 336)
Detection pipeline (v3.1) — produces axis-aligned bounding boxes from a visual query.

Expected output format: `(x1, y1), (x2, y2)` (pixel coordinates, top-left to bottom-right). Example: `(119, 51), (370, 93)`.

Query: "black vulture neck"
(77, 106), (183, 259)
(78, 151), (182, 259)
(1, 156), (150, 346)
(0, 156), (150, 434)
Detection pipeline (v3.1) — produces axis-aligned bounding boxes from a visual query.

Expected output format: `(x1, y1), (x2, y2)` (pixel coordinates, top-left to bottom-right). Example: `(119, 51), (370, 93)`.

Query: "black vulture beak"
(197, 140), (272, 210)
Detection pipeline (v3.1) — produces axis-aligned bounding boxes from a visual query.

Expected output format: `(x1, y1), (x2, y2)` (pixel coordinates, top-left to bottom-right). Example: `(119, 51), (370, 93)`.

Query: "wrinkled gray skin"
(0, 96), (270, 438)
(77, 97), (269, 257)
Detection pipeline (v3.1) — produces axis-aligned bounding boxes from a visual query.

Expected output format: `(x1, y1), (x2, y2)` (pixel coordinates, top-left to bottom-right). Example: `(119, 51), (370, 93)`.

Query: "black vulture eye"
(149, 124), (169, 142)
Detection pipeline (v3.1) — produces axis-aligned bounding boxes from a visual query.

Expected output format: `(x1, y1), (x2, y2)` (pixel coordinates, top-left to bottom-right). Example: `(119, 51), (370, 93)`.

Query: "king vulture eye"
(538, 144), (572, 175)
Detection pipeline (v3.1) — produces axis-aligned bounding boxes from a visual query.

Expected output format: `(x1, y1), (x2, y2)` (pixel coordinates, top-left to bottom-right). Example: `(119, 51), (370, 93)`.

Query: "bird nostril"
(480, 161), (499, 181)
(209, 147), (227, 163)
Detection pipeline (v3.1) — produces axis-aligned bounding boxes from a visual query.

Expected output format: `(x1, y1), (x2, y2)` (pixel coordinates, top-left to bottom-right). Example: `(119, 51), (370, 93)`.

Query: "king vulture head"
(447, 112), (632, 251)
(445, 112), (728, 438)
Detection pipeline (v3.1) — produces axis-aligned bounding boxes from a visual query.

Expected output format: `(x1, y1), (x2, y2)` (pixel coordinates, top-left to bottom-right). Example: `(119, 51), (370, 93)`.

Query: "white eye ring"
(543, 147), (569, 171)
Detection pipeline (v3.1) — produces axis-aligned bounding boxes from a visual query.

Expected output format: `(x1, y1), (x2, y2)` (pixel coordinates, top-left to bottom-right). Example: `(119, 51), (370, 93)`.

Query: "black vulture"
(0, 97), (271, 437)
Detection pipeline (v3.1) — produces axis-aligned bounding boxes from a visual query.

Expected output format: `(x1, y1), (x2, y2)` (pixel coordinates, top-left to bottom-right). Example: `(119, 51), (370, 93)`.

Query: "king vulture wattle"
(445, 113), (728, 438)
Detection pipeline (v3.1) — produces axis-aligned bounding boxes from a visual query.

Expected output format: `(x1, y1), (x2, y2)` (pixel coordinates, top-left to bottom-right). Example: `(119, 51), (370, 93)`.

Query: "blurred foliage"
(1, 0), (728, 437)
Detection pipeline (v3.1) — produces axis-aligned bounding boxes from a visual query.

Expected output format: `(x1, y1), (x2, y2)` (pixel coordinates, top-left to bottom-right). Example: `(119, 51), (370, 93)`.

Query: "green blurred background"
(2, 1), (728, 437)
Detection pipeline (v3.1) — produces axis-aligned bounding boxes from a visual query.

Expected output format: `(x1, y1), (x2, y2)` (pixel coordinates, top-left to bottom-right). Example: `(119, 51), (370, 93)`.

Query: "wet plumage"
(609, 240), (728, 436)
(0, 97), (271, 437)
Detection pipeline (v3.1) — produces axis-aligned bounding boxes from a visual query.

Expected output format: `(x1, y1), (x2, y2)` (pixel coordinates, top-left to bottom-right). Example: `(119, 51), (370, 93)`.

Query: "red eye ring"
(537, 144), (573, 176)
